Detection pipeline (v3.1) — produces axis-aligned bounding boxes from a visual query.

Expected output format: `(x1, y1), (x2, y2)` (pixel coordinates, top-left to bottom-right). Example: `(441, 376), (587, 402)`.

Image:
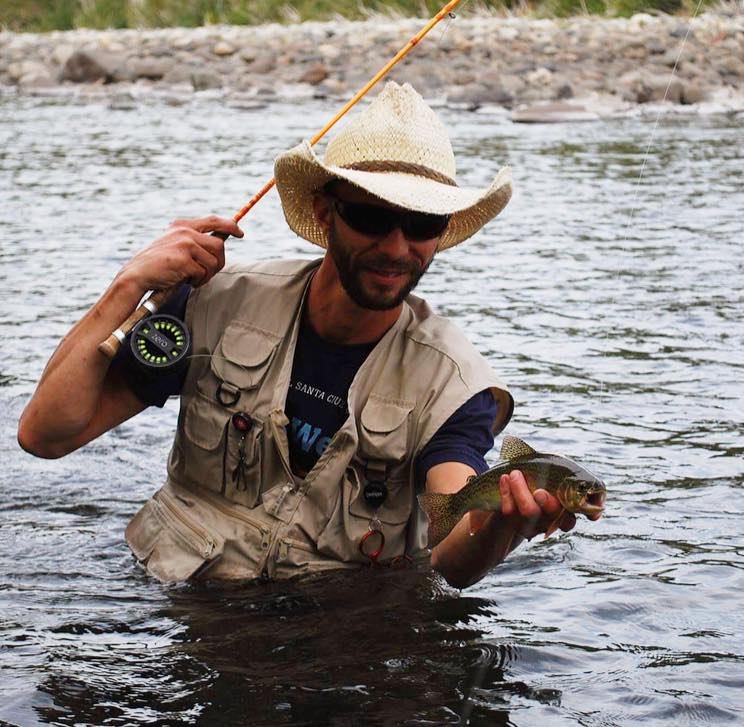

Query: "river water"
(1, 90), (742, 726)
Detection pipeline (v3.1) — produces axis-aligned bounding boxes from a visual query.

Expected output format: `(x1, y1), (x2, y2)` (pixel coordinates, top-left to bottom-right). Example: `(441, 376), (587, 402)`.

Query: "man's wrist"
(108, 271), (149, 308)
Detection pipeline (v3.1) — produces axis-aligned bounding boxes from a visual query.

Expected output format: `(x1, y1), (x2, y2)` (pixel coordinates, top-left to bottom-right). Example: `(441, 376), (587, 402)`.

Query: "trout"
(417, 435), (606, 548)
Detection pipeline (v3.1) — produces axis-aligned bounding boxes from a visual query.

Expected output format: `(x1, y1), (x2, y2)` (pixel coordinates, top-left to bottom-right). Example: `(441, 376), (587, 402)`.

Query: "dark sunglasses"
(328, 193), (450, 242)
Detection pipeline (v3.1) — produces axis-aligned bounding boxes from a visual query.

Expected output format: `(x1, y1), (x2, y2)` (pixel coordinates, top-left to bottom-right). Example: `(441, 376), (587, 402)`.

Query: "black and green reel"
(129, 314), (191, 376)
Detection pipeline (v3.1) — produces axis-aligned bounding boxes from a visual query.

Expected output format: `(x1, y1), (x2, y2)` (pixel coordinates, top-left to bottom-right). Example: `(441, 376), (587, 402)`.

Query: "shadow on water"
(30, 569), (521, 727)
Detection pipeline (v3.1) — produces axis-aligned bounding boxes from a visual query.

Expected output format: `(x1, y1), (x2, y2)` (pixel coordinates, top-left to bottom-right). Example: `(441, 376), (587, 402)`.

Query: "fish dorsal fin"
(500, 435), (538, 461)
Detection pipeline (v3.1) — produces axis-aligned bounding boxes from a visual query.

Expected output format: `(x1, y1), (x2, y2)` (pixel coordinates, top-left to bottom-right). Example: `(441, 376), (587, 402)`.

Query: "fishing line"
(436, 9), (459, 44)
(597, 0), (706, 400)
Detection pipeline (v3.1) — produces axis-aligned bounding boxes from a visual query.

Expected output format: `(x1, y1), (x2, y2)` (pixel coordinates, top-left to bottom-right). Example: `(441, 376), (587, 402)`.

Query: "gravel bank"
(2, 12), (743, 116)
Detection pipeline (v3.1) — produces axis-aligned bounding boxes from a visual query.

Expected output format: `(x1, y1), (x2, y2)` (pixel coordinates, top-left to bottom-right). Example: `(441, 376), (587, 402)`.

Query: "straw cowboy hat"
(274, 81), (512, 251)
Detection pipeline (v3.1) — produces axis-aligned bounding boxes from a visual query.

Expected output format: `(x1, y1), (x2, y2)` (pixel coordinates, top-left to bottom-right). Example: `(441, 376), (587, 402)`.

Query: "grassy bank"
(0, 0), (715, 33)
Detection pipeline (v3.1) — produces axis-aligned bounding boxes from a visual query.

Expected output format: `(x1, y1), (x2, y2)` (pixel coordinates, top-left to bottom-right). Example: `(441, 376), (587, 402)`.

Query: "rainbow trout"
(418, 435), (606, 548)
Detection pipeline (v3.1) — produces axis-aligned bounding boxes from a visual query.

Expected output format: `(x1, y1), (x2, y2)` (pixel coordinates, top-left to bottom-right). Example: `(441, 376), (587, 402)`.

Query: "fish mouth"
(582, 490), (606, 521)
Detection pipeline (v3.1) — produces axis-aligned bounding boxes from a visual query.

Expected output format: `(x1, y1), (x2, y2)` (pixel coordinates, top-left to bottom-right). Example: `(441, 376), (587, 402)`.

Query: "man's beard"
(327, 222), (433, 311)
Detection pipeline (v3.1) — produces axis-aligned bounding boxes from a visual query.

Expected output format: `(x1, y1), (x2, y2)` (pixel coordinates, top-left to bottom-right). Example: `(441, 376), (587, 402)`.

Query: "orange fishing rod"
(99, 0), (465, 359)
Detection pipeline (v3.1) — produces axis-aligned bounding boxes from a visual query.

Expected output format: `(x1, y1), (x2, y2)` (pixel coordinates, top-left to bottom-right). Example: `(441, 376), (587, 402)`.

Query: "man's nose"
(376, 225), (410, 258)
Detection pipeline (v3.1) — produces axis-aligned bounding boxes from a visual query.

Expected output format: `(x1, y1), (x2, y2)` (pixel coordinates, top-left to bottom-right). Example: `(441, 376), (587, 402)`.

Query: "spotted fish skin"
(417, 436), (606, 548)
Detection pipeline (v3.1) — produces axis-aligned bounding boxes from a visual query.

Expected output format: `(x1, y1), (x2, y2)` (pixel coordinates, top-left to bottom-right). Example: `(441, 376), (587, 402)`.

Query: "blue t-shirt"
(113, 286), (498, 485)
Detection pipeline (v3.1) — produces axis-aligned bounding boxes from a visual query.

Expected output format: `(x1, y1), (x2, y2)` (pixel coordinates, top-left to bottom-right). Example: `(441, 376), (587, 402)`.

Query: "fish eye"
(573, 481), (591, 495)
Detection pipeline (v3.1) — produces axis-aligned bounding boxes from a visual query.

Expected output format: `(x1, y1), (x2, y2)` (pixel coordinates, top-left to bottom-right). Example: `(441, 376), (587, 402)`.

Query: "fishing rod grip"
(98, 286), (177, 359)
(98, 230), (231, 359)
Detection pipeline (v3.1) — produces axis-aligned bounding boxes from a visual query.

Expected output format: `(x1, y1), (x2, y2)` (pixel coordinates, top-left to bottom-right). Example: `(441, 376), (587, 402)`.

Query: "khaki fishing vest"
(126, 258), (513, 583)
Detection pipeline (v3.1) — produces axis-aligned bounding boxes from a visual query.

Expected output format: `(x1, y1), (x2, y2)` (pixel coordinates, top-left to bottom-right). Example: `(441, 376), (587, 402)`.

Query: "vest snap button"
(231, 412), (253, 432)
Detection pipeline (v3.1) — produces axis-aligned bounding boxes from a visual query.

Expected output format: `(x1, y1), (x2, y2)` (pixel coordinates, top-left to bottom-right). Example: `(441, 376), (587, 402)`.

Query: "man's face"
(321, 182), (441, 311)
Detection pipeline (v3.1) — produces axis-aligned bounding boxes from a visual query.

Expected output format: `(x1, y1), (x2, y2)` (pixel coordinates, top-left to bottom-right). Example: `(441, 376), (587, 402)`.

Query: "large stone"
(61, 49), (131, 83)
(511, 102), (600, 123)
(526, 67), (553, 86)
(130, 57), (174, 81)
(144, 43), (173, 58)
(213, 41), (236, 56)
(681, 83), (706, 104)
(316, 78), (348, 97)
(8, 60), (50, 83)
(246, 54), (276, 74)
(298, 62), (328, 85)
(162, 64), (195, 85)
(718, 56), (744, 77)
(617, 70), (683, 104)
(659, 47), (696, 68)
(317, 43), (341, 61)
(173, 36), (196, 51)
(446, 82), (514, 109)
(646, 38), (666, 55)
(670, 24), (694, 39)
(19, 69), (57, 89)
(191, 70), (223, 91)
(51, 44), (76, 67)
(622, 42), (648, 61)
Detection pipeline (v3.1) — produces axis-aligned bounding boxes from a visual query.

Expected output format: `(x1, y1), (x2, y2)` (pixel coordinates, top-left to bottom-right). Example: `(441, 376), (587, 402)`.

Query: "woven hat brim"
(274, 141), (512, 251)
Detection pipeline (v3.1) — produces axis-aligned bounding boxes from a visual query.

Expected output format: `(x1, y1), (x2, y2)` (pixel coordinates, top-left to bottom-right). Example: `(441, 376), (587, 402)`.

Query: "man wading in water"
(18, 83), (575, 588)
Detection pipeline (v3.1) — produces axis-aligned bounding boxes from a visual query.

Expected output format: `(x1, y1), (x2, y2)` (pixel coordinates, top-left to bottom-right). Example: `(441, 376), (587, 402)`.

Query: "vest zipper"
(199, 489), (271, 539)
(157, 489), (217, 560)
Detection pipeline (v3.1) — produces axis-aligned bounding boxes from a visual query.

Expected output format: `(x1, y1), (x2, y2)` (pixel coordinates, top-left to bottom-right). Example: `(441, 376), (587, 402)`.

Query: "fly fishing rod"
(98, 0), (466, 364)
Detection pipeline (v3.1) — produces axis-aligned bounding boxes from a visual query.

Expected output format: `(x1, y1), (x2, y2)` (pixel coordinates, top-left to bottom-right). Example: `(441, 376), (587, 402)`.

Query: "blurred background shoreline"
(2, 5), (744, 114)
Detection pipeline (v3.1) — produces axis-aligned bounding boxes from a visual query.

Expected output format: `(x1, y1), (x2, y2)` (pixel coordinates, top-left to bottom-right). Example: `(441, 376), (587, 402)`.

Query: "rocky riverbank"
(2, 12), (744, 116)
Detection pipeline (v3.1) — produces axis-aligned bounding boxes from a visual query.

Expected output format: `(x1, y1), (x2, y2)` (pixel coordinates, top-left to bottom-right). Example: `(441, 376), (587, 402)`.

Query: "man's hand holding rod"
(18, 216), (241, 458)
(97, 217), (242, 358)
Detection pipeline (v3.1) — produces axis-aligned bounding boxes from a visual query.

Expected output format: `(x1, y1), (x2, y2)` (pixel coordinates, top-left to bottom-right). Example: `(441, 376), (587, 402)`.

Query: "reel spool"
(129, 314), (191, 376)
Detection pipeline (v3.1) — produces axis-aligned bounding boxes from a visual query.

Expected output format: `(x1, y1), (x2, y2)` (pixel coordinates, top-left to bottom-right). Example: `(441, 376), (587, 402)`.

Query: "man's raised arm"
(17, 215), (241, 459)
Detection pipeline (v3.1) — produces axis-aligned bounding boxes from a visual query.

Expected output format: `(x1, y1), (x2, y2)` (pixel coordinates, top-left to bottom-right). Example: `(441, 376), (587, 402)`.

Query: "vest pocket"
(182, 390), (265, 508)
(125, 487), (225, 583)
(209, 320), (282, 394)
(316, 465), (411, 564)
(346, 464), (412, 527)
(180, 321), (281, 505)
(341, 396), (416, 561)
(358, 395), (414, 462)
(182, 389), (230, 494)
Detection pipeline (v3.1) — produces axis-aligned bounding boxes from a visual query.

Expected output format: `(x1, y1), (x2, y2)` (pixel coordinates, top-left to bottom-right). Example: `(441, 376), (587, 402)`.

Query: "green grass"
(0, 0), (717, 32)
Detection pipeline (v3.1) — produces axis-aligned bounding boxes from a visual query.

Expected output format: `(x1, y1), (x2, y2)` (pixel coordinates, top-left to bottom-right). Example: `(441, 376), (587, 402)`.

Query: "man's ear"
(313, 192), (332, 234)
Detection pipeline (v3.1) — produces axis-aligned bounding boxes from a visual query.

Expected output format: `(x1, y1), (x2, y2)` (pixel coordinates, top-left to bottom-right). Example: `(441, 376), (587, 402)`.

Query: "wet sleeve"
(110, 285), (191, 408)
(414, 390), (498, 488)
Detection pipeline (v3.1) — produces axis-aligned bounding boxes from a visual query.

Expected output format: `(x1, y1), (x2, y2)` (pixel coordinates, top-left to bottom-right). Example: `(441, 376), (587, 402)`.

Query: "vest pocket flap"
(125, 491), (225, 583)
(210, 321), (281, 387)
(183, 390), (228, 451)
(359, 396), (414, 463)
(360, 396), (414, 433)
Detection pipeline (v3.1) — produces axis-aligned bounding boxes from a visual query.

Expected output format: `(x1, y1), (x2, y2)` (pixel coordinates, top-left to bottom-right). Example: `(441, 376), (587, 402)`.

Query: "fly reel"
(129, 314), (191, 376)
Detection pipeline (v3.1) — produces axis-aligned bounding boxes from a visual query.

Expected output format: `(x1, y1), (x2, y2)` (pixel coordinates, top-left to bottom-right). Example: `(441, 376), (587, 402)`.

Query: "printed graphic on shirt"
(289, 416), (333, 458)
(286, 374), (354, 474)
(291, 380), (347, 411)
(284, 316), (375, 475)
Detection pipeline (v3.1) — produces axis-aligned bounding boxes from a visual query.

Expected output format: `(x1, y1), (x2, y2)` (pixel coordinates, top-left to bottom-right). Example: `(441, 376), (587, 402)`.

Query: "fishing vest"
(125, 258), (513, 583)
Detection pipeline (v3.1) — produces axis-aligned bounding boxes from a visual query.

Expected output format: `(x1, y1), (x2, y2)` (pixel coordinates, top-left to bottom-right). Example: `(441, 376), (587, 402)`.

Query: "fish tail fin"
(417, 492), (462, 549)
